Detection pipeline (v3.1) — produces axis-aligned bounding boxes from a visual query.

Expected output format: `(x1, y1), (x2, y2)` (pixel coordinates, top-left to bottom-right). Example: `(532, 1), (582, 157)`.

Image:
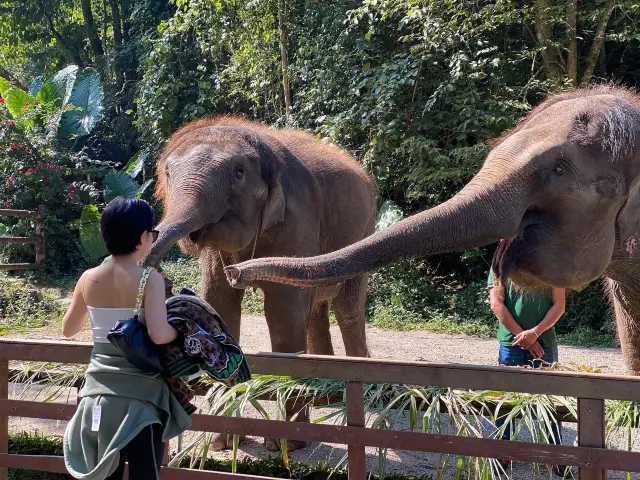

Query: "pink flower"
(0, 98), (5, 103)
(45, 163), (50, 168)
(27, 168), (33, 173)
(9, 121), (14, 125)
(18, 170), (23, 175)
(43, 178), (49, 184)
(35, 166), (41, 173)
(54, 166), (61, 171)
(9, 143), (18, 149)
(5, 177), (11, 184)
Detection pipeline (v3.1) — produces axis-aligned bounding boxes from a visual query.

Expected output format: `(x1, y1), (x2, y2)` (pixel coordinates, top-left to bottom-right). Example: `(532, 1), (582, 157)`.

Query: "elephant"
(226, 85), (640, 376)
(143, 116), (377, 451)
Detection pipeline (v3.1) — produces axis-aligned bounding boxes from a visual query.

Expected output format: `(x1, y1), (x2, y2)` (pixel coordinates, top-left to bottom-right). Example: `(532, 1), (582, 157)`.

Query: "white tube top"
(87, 307), (139, 343)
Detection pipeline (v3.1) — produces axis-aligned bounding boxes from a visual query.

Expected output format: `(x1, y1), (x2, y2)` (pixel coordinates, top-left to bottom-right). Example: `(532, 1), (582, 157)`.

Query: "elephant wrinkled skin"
(226, 86), (640, 376)
(143, 117), (377, 451)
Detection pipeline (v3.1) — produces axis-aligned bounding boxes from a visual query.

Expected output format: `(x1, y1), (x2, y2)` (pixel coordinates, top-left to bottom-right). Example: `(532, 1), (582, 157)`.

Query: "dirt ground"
(7, 316), (639, 479)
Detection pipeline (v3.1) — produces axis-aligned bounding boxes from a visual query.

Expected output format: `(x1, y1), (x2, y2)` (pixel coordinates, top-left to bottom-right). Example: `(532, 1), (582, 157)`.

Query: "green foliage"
(0, 65), (111, 271)
(79, 204), (107, 261)
(57, 67), (104, 138)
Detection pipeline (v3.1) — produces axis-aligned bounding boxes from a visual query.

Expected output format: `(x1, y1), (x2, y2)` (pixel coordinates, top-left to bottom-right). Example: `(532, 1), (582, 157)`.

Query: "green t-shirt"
(487, 271), (558, 348)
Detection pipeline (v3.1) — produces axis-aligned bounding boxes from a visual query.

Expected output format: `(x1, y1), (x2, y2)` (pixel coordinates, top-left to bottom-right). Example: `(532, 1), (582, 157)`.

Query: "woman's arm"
(62, 272), (89, 338)
(144, 270), (178, 345)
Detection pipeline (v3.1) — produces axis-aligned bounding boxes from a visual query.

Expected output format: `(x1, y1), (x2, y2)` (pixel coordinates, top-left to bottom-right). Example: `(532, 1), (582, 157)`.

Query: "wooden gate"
(0, 206), (45, 271)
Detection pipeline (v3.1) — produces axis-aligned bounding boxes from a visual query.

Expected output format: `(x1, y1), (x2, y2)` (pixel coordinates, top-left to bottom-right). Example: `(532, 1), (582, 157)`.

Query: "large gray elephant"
(226, 86), (640, 375)
(143, 117), (376, 451)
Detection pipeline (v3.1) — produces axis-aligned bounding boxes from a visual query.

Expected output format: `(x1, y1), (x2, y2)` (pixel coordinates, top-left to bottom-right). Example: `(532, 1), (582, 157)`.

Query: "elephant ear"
(617, 179), (640, 258)
(257, 140), (286, 231)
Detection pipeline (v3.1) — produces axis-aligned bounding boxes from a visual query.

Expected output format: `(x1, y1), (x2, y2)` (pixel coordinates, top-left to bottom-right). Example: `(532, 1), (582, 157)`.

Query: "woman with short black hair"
(62, 197), (191, 480)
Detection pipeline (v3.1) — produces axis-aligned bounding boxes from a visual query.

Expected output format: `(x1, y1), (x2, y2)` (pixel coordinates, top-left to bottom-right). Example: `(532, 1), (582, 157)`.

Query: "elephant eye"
(234, 166), (245, 179)
(553, 163), (566, 175)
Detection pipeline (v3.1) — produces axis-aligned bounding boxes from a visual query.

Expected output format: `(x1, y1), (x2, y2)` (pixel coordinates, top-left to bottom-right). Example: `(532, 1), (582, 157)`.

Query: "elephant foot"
(264, 438), (310, 453)
(209, 432), (247, 452)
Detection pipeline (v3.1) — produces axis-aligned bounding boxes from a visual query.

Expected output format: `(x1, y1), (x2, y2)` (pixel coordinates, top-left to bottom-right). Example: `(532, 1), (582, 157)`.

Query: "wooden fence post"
(347, 381), (366, 480)
(0, 360), (8, 480)
(35, 205), (45, 267)
(578, 398), (606, 480)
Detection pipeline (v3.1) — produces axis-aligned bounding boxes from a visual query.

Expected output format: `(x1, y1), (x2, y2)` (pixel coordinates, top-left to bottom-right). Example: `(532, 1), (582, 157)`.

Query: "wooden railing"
(1, 339), (640, 479)
(0, 206), (45, 271)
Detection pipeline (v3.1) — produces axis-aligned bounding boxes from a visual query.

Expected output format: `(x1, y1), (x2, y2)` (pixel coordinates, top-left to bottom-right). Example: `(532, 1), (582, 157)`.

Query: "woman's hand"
(512, 328), (539, 349)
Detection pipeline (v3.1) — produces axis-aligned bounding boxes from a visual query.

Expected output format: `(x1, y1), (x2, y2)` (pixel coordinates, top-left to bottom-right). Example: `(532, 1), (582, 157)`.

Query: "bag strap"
(134, 267), (153, 319)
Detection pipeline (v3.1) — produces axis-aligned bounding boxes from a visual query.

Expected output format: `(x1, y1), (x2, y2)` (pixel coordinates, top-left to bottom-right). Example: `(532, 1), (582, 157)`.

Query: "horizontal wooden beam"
(0, 454), (273, 479)
(0, 237), (39, 245)
(0, 263), (41, 271)
(1, 399), (638, 471)
(1, 339), (640, 401)
(0, 209), (35, 218)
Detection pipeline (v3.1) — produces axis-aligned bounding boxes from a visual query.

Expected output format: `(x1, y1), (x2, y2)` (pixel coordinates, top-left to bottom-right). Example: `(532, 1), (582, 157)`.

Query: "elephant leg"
(606, 279), (640, 374)
(262, 284), (315, 452)
(201, 249), (246, 451)
(307, 301), (334, 355)
(332, 274), (370, 358)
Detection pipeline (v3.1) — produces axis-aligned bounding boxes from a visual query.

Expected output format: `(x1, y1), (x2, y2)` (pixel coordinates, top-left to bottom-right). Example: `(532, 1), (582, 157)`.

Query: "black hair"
(100, 197), (154, 256)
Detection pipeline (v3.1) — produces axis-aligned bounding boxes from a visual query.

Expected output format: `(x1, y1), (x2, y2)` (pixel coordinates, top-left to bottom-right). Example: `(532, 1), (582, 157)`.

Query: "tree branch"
(0, 66), (27, 91)
(566, 0), (578, 86)
(581, 0), (615, 86)
(43, 11), (84, 66)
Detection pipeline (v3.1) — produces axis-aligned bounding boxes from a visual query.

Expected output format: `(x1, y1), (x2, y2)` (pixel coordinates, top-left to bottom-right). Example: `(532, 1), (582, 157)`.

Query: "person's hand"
(526, 340), (544, 359)
(512, 328), (539, 348)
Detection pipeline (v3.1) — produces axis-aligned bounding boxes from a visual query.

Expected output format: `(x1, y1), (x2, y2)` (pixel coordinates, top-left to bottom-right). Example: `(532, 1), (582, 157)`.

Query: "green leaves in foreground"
(79, 204), (107, 261)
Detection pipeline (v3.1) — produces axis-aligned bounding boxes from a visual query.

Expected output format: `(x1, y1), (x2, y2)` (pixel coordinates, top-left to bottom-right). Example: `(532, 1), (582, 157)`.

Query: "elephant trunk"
(225, 167), (529, 288)
(143, 179), (229, 267)
(143, 216), (203, 267)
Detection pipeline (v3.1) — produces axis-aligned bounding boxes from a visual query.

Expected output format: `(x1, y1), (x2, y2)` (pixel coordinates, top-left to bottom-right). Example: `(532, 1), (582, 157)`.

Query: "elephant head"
(143, 118), (286, 267)
(225, 86), (640, 291)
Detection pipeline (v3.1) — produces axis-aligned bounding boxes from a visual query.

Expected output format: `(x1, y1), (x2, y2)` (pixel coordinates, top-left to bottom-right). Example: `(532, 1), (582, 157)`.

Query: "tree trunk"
(566, 0), (578, 86)
(0, 66), (27, 92)
(121, 0), (131, 43)
(580, 0), (615, 86)
(534, 0), (562, 78)
(80, 0), (105, 59)
(110, 0), (123, 48)
(277, 0), (292, 117)
(102, 0), (109, 42)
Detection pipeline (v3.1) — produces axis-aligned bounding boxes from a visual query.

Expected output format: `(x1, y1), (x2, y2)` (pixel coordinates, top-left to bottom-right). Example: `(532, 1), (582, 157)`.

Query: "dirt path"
(7, 317), (634, 479)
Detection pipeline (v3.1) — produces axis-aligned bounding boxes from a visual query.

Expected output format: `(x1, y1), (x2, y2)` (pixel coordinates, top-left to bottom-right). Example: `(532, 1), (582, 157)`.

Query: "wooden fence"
(1, 338), (640, 479)
(0, 206), (45, 271)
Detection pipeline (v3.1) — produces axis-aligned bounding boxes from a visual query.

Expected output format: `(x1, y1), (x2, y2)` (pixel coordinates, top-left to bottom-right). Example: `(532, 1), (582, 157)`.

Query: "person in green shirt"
(487, 268), (567, 476)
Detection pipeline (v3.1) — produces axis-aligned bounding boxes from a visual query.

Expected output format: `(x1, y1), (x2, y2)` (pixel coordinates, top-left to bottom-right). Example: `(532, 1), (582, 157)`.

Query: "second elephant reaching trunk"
(224, 86), (640, 381)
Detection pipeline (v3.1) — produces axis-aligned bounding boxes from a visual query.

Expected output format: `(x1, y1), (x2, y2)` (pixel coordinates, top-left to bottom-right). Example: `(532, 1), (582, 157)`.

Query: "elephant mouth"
(189, 227), (205, 244)
(492, 236), (515, 280)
